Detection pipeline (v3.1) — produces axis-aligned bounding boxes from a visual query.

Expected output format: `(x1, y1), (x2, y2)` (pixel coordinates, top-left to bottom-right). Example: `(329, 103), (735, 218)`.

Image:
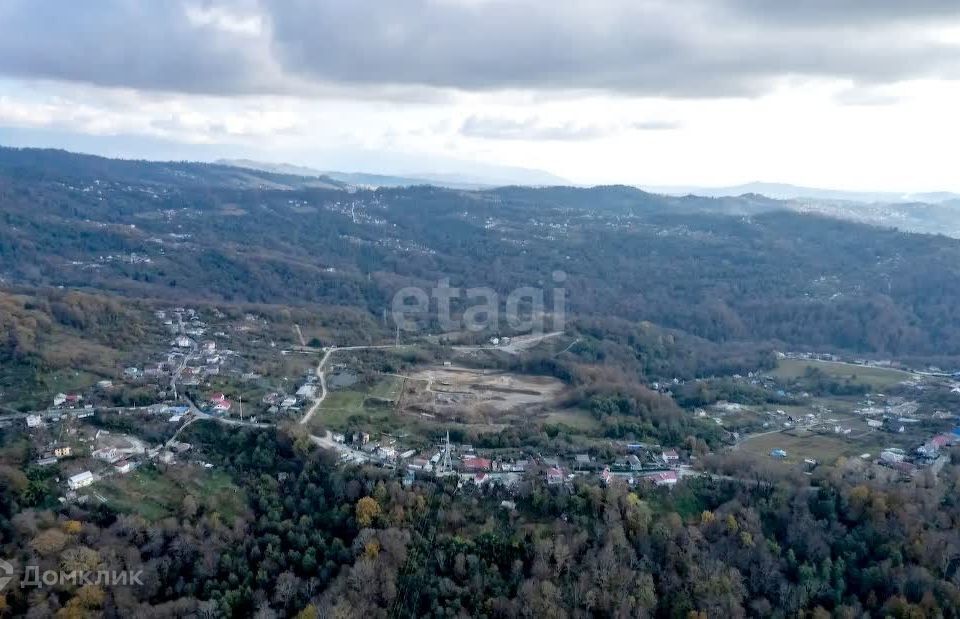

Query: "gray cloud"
(0, 1), (958, 99)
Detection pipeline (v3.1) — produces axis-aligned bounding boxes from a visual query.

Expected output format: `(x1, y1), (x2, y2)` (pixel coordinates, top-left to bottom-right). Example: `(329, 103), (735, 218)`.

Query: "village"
(4, 306), (960, 508)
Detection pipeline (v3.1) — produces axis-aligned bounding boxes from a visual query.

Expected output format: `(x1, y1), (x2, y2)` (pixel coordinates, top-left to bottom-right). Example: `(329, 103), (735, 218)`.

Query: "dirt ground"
(400, 365), (565, 423)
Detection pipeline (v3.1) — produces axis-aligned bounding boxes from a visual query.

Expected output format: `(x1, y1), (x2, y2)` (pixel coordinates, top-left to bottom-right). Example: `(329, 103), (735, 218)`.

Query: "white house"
(26, 414), (43, 428)
(174, 336), (194, 348)
(68, 471), (95, 490)
(296, 384), (318, 400)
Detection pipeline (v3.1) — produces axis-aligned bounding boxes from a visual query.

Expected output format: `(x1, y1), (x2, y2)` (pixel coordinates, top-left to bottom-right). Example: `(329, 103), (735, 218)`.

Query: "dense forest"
(2, 423), (960, 617)
(4, 147), (960, 370)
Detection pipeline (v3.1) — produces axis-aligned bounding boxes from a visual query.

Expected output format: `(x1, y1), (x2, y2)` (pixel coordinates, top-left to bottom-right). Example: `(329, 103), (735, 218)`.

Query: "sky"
(1, 0), (959, 191)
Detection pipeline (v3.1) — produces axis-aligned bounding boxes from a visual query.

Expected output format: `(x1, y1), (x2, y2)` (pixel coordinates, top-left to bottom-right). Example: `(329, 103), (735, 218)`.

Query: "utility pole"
(239, 393), (243, 421)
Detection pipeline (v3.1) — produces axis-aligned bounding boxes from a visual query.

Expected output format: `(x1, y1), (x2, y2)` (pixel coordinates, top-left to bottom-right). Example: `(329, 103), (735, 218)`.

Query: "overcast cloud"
(0, 1), (960, 191)
(0, 1), (958, 98)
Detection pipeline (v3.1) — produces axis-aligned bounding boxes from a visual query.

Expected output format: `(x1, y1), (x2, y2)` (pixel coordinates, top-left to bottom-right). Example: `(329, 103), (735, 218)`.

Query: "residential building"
(644, 470), (679, 487)
(68, 471), (95, 490)
(463, 457), (492, 472)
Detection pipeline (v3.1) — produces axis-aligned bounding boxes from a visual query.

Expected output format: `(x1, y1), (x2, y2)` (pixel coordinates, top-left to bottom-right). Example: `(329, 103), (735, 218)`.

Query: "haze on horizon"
(1, 1), (959, 192)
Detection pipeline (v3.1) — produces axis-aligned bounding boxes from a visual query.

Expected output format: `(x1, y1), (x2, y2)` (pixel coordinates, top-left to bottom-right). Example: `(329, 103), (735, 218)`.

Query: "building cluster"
(874, 428), (960, 477)
(261, 370), (320, 414)
(324, 430), (687, 491)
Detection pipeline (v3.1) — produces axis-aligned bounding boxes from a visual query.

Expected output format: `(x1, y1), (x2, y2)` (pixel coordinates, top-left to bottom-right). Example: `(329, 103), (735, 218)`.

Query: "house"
(770, 449), (787, 459)
(574, 454), (591, 467)
(93, 448), (122, 463)
(202, 341), (216, 354)
(881, 449), (906, 463)
(932, 434), (954, 448)
(96, 380), (113, 390)
(64, 394), (82, 408)
(644, 470), (679, 487)
(280, 397), (298, 409)
(36, 456), (58, 467)
(53, 393), (68, 407)
(296, 384), (318, 399)
(114, 460), (136, 475)
(68, 471), (95, 490)
(54, 446), (72, 458)
(662, 449), (680, 463)
(463, 457), (492, 472)
(25, 414), (43, 428)
(502, 459), (528, 473)
(332, 432), (346, 443)
(546, 466), (565, 485)
(627, 454), (643, 471)
(209, 393), (232, 412)
(174, 336), (194, 348)
(408, 457), (431, 471)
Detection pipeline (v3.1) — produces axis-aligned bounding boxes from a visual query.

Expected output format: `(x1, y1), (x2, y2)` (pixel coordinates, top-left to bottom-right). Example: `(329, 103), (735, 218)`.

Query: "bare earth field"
(401, 365), (566, 423)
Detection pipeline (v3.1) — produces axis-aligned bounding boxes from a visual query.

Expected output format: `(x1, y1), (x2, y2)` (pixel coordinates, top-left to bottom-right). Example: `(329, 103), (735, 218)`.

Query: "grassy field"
(1, 368), (104, 411)
(369, 375), (404, 400)
(88, 466), (247, 522)
(309, 376), (401, 431)
(772, 358), (914, 389)
(541, 408), (602, 432)
(738, 428), (911, 465)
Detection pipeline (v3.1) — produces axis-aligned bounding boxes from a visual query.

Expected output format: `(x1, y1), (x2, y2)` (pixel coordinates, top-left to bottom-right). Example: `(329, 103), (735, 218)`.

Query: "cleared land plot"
(310, 376), (402, 430)
(403, 366), (565, 421)
(87, 466), (247, 522)
(772, 359), (914, 389)
(738, 429), (912, 465)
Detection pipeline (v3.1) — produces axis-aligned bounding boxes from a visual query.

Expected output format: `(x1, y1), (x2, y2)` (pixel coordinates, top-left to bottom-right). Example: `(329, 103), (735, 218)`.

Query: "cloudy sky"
(1, 0), (959, 190)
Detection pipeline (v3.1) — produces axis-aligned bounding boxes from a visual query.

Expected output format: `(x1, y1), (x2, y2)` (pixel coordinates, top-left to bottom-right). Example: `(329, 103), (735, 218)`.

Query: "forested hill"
(0, 146), (347, 190)
(3, 146), (960, 365)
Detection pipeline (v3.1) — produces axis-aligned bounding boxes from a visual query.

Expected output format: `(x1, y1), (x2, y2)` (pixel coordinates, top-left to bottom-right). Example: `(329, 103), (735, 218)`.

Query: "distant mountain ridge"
(216, 158), (569, 189)
(643, 181), (960, 204)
